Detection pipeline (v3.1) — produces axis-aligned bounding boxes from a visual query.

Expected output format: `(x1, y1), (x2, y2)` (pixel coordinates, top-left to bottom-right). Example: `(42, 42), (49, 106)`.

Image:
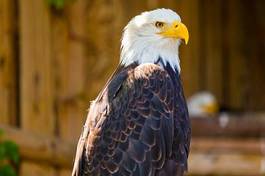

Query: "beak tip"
(184, 38), (189, 45)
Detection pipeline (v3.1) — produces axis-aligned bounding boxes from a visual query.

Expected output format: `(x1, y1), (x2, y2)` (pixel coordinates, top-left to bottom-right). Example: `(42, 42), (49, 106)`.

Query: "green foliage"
(46, 0), (73, 9)
(0, 130), (19, 176)
(0, 165), (16, 176)
(47, 0), (65, 9)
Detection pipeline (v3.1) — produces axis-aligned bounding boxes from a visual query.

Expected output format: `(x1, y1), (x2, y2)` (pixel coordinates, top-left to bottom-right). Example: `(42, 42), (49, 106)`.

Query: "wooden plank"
(0, 124), (265, 175)
(84, 0), (128, 100)
(0, 124), (74, 168)
(19, 0), (57, 175)
(191, 137), (263, 155)
(2, 114), (265, 170)
(19, 0), (55, 136)
(191, 113), (265, 137)
(51, 0), (88, 142)
(20, 161), (56, 176)
(203, 0), (224, 104)
(59, 169), (72, 176)
(188, 152), (263, 176)
(176, 0), (201, 98)
(2, 122), (265, 175)
(225, 0), (247, 110)
(120, 0), (148, 19)
(146, 0), (159, 9)
(0, 0), (17, 125)
(242, 0), (265, 110)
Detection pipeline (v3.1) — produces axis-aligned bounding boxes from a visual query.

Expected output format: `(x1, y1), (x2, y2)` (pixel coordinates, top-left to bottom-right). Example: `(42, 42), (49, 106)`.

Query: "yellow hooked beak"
(159, 21), (189, 44)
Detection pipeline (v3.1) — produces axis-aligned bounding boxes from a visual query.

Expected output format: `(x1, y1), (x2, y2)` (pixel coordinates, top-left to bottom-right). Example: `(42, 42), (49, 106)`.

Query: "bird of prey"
(188, 91), (219, 117)
(72, 8), (191, 176)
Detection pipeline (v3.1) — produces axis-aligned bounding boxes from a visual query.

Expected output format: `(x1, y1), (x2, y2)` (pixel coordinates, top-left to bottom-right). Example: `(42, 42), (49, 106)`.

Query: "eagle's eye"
(155, 21), (164, 28)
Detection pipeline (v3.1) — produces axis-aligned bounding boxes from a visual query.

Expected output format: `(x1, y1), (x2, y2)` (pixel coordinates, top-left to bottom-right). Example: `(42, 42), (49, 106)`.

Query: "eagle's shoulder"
(124, 63), (170, 88)
(133, 63), (168, 78)
(96, 63), (168, 103)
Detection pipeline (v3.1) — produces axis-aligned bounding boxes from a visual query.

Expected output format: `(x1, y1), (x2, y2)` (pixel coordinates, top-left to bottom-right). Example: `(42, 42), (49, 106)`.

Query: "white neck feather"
(120, 30), (181, 73)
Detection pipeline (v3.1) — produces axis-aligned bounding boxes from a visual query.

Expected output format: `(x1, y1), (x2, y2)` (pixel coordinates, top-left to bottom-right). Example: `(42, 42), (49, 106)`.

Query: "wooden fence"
(1, 114), (265, 175)
(0, 0), (265, 175)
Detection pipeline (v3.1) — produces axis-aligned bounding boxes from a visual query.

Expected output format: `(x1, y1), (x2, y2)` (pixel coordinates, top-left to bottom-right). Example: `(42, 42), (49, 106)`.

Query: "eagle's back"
(72, 63), (190, 176)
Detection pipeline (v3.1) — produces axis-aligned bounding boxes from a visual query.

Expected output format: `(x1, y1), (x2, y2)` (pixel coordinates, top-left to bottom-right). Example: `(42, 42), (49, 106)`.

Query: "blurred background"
(0, 0), (265, 175)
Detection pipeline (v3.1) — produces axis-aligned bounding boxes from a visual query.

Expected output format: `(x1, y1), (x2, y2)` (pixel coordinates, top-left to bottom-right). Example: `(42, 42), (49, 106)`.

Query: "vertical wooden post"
(177, 0), (201, 97)
(20, 0), (55, 136)
(225, 0), (247, 110)
(0, 0), (17, 125)
(84, 0), (127, 100)
(52, 0), (87, 143)
(203, 0), (224, 104)
(242, 0), (265, 110)
(19, 0), (56, 175)
(51, 0), (90, 173)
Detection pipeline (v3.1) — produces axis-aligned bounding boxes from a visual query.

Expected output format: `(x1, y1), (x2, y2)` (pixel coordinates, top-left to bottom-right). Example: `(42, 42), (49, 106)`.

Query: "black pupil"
(156, 22), (163, 27)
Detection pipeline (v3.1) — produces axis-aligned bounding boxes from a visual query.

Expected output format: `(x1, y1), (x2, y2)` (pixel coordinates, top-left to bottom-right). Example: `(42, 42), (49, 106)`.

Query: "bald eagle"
(72, 9), (191, 176)
(188, 91), (219, 117)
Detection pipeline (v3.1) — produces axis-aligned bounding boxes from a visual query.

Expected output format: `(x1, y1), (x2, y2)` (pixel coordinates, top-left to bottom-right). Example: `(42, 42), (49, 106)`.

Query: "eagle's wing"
(72, 63), (187, 176)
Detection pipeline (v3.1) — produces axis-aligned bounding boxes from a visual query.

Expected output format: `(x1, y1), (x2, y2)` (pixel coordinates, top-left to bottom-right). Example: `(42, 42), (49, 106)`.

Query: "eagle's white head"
(120, 8), (189, 72)
(188, 92), (219, 117)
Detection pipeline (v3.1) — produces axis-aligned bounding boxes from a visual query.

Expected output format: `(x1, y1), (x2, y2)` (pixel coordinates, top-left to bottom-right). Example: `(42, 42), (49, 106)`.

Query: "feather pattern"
(72, 62), (190, 176)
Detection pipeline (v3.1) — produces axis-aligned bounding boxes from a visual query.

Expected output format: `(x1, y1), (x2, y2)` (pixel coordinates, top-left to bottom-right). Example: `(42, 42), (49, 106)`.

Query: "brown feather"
(72, 63), (190, 176)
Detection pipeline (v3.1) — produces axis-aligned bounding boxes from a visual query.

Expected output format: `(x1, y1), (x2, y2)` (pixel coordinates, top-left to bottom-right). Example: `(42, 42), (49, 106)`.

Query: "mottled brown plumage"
(72, 62), (190, 176)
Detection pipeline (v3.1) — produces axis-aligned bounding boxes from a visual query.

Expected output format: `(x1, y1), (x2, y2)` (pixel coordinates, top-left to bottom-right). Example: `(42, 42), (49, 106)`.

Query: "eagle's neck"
(120, 33), (181, 73)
